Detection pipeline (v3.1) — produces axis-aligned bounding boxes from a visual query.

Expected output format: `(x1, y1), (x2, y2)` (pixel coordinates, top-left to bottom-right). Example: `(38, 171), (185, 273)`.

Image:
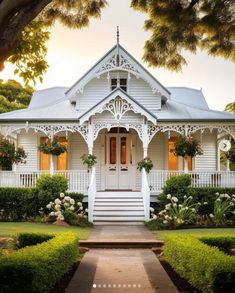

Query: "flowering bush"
(81, 154), (97, 172)
(38, 138), (67, 156)
(209, 193), (235, 226)
(46, 193), (89, 225)
(137, 157), (153, 173)
(174, 135), (203, 158)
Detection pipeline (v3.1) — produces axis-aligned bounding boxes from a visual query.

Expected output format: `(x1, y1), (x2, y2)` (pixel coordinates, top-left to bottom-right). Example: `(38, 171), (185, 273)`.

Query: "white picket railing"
(87, 167), (96, 223)
(0, 170), (89, 193)
(141, 168), (150, 221)
(148, 170), (235, 193)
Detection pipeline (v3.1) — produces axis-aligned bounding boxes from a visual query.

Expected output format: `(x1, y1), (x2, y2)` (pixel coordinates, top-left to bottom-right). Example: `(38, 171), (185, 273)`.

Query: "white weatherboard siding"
(18, 130), (38, 171)
(194, 130), (218, 171)
(135, 133), (143, 190)
(129, 76), (161, 112)
(148, 132), (165, 170)
(68, 133), (88, 170)
(76, 75), (109, 112)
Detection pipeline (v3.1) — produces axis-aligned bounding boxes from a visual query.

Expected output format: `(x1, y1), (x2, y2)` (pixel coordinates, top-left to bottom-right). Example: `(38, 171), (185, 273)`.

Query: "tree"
(131, 0), (235, 71)
(225, 102), (235, 114)
(0, 79), (33, 113)
(0, 0), (107, 84)
(0, 138), (27, 170)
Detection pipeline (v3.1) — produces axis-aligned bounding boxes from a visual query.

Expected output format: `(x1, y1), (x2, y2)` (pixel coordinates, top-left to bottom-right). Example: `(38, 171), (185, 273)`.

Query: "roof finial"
(117, 26), (119, 45)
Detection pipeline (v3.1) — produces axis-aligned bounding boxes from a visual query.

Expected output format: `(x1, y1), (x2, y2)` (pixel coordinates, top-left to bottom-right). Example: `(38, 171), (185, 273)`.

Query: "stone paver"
(66, 226), (179, 293)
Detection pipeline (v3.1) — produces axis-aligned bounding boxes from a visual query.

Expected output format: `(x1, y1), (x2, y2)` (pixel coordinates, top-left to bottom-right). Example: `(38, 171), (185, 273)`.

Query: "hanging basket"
(38, 138), (67, 156)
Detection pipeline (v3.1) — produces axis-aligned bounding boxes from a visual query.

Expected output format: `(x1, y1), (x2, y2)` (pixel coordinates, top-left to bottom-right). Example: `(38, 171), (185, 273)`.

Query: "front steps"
(93, 191), (145, 225)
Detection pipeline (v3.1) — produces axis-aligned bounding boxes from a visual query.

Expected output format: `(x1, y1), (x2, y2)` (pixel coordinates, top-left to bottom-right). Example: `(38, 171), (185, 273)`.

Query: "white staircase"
(93, 191), (145, 225)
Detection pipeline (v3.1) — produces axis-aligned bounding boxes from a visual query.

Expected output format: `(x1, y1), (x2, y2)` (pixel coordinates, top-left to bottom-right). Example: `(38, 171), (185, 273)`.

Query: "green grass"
(152, 228), (235, 240)
(0, 222), (91, 240)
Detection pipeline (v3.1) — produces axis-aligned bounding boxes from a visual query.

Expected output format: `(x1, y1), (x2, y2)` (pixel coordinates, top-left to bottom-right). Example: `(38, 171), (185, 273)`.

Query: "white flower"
(165, 203), (171, 210)
(46, 204), (51, 209)
(183, 195), (187, 199)
(64, 202), (69, 207)
(152, 215), (157, 219)
(225, 194), (230, 199)
(179, 204), (182, 208)
(173, 203), (177, 207)
(70, 199), (75, 205)
(55, 198), (61, 205)
(60, 192), (65, 198)
(163, 220), (168, 224)
(209, 213), (214, 218)
(150, 207), (154, 212)
(58, 215), (64, 221)
(185, 207), (189, 210)
(85, 208), (88, 213)
(55, 211), (62, 216)
(191, 208), (196, 212)
(49, 211), (55, 216)
(172, 196), (178, 203)
(188, 196), (193, 200)
(216, 198), (221, 202)
(77, 202), (82, 207)
(64, 196), (71, 202)
(229, 202), (234, 206)
(167, 194), (171, 199)
(83, 215), (87, 218)
(203, 202), (208, 205)
(69, 206), (75, 211)
(79, 206), (83, 210)
(215, 192), (219, 196)
(55, 204), (61, 210)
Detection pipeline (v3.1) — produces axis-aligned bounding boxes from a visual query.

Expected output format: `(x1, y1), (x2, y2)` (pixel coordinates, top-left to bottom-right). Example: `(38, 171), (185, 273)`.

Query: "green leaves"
(131, 0), (235, 71)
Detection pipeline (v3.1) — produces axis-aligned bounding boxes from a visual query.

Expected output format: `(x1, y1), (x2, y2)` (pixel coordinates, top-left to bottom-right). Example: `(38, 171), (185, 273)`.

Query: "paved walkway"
(66, 226), (178, 293)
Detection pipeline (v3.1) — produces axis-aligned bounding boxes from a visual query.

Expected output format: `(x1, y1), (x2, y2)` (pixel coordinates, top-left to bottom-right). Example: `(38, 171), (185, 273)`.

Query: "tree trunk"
(0, 0), (52, 70)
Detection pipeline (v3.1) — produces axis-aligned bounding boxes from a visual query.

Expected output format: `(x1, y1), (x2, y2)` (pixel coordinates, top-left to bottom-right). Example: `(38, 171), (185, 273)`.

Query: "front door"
(105, 134), (132, 189)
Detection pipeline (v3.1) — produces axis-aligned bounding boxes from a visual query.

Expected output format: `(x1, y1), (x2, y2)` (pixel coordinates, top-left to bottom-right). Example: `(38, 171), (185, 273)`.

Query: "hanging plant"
(174, 135), (203, 158)
(81, 154), (97, 172)
(0, 138), (27, 170)
(38, 138), (67, 156)
(137, 157), (153, 173)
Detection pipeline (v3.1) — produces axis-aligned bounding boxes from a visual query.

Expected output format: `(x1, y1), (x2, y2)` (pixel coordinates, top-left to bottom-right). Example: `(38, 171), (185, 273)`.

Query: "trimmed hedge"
(199, 235), (235, 255)
(0, 187), (84, 221)
(17, 232), (54, 249)
(0, 232), (78, 293)
(164, 235), (235, 293)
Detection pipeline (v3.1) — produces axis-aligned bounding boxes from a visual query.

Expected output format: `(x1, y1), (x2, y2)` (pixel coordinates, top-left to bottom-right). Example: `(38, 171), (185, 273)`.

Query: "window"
(111, 78), (127, 92)
(168, 138), (178, 170)
(110, 137), (117, 164)
(120, 137), (127, 164)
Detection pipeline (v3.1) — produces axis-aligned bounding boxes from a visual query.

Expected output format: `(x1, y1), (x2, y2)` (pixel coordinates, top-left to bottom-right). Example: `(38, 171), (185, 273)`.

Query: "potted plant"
(174, 135), (203, 173)
(0, 138), (27, 170)
(38, 138), (67, 173)
(81, 154), (97, 173)
(137, 157), (153, 173)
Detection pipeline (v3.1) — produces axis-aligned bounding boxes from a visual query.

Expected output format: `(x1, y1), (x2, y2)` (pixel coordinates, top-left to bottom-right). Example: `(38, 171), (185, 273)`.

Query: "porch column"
(12, 135), (18, 172)
(87, 118), (94, 155)
(142, 119), (149, 158)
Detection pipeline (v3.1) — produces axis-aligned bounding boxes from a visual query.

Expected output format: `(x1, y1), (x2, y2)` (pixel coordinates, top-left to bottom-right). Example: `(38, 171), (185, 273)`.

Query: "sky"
(0, 0), (235, 111)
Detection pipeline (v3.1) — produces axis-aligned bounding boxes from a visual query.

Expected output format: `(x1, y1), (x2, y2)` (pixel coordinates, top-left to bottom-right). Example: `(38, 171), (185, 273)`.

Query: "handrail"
(87, 167), (96, 223)
(141, 168), (150, 221)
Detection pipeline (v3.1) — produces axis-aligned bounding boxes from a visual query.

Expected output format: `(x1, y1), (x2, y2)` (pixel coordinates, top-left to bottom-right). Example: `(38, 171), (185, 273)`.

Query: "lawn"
(152, 228), (235, 240)
(0, 222), (91, 240)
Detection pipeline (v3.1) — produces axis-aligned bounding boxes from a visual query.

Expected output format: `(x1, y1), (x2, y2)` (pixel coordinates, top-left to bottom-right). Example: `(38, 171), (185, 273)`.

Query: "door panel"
(105, 134), (132, 190)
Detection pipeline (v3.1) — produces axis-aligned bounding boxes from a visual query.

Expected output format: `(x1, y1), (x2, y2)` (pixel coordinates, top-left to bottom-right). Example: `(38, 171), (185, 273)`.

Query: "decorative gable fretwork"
(96, 54), (140, 76)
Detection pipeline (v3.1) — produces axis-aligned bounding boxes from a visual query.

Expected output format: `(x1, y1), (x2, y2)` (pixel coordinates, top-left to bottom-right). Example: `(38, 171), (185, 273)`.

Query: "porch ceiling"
(78, 87), (157, 125)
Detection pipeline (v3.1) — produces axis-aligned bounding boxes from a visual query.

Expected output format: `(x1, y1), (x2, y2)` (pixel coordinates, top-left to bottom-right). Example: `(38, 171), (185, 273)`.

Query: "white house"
(0, 40), (235, 224)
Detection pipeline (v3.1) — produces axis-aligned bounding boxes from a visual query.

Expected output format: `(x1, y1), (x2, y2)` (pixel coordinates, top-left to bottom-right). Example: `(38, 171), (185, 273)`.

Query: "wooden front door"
(105, 134), (132, 190)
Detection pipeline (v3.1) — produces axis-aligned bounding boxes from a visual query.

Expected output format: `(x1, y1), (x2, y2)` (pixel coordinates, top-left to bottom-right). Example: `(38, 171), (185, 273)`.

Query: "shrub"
(164, 235), (235, 293)
(0, 187), (38, 221)
(159, 174), (191, 207)
(0, 232), (78, 293)
(36, 174), (68, 207)
(16, 233), (53, 249)
(0, 187), (84, 221)
(199, 235), (235, 255)
(137, 157), (154, 173)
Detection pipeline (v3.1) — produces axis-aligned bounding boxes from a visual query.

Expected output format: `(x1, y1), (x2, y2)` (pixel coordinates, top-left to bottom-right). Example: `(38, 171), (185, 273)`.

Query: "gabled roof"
(78, 87), (157, 124)
(65, 44), (171, 100)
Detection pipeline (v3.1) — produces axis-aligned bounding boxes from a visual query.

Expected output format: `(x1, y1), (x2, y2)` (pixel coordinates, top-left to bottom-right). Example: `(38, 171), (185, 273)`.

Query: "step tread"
(94, 206), (144, 211)
(93, 216), (145, 221)
(95, 202), (144, 206)
(93, 211), (145, 216)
